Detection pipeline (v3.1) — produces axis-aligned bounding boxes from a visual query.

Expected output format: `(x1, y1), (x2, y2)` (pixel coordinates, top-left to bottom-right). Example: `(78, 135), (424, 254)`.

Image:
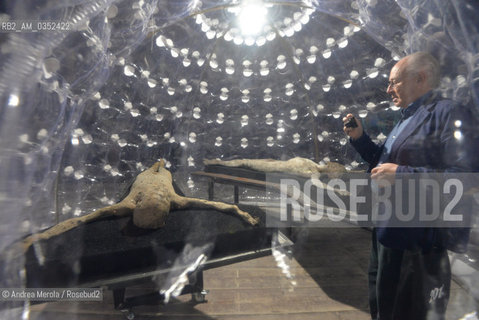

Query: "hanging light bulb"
(237, 0), (268, 35)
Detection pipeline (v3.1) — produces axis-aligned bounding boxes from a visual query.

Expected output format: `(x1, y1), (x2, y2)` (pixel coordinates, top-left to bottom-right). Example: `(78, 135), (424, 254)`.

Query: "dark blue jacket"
(351, 93), (477, 251)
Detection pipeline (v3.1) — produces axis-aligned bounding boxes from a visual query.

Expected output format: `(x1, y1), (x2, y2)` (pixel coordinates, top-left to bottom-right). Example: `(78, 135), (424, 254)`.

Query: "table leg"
(208, 180), (214, 200)
(234, 185), (239, 204)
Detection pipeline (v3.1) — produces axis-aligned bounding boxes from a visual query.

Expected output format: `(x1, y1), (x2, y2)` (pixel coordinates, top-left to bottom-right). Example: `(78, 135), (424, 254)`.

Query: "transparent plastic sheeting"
(0, 0), (478, 318)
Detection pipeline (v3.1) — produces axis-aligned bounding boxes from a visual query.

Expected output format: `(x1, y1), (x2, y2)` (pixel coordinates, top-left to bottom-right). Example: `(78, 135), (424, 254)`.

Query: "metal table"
(22, 204), (292, 319)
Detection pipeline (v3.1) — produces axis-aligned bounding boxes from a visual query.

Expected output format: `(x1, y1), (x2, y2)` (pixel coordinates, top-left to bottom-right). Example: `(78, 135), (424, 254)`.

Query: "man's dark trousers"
(368, 229), (451, 320)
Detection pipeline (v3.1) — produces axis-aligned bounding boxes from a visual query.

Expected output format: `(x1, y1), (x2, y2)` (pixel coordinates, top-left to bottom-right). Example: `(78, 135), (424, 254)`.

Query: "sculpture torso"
(129, 165), (174, 229)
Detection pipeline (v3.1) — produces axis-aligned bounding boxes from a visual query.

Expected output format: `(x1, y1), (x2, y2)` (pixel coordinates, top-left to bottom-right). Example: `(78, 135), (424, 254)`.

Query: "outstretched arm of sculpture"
(21, 160), (258, 254)
(171, 196), (259, 226)
(22, 203), (133, 254)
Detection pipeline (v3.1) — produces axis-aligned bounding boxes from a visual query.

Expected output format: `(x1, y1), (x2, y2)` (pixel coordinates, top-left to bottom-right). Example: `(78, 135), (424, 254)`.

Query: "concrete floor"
(26, 227), (477, 320)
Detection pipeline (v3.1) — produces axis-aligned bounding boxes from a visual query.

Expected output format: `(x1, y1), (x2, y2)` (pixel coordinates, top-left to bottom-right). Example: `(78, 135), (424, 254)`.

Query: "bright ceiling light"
(8, 93), (20, 107)
(237, 1), (268, 35)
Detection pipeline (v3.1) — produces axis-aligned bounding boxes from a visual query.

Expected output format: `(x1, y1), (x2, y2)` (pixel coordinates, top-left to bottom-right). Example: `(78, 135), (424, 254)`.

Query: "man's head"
(387, 52), (440, 108)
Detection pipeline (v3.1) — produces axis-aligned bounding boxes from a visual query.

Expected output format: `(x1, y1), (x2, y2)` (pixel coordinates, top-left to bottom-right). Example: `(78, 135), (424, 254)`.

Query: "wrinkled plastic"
(0, 0), (478, 318)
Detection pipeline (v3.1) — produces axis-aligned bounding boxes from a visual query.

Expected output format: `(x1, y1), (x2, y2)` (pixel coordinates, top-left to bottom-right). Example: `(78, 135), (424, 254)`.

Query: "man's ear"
(416, 71), (427, 84)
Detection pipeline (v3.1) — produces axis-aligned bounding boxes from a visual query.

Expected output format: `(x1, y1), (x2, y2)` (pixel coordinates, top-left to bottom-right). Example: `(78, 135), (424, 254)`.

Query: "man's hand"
(342, 113), (363, 140)
(371, 163), (399, 186)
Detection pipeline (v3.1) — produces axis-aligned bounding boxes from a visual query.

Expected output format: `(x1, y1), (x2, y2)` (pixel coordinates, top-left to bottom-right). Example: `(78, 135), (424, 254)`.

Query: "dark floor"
(23, 226), (477, 320)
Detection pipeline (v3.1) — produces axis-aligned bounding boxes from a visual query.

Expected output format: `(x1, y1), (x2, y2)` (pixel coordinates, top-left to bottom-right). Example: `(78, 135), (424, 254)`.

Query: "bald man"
(343, 52), (476, 319)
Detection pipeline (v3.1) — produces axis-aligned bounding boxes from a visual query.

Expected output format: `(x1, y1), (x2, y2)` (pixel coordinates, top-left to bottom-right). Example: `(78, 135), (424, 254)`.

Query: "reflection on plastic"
(159, 243), (211, 304)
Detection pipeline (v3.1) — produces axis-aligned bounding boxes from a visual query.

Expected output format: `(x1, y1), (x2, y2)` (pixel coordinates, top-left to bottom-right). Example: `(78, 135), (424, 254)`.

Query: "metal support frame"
(81, 230), (293, 319)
